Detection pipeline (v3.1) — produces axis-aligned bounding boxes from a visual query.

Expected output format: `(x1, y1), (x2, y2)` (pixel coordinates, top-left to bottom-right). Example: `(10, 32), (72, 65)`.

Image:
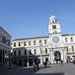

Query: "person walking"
(43, 62), (47, 68)
(36, 59), (40, 70)
(61, 60), (63, 64)
(33, 63), (36, 71)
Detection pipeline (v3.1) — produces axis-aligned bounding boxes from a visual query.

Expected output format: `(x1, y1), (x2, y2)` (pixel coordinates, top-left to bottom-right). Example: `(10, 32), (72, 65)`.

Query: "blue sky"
(0, 0), (75, 39)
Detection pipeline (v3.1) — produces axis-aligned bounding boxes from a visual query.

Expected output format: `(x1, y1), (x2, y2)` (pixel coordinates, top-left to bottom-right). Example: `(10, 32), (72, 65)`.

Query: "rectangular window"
(14, 51), (16, 56)
(39, 40), (42, 46)
(66, 46), (68, 52)
(7, 40), (10, 46)
(14, 42), (16, 47)
(34, 49), (36, 55)
(24, 50), (26, 55)
(24, 42), (26, 46)
(65, 38), (68, 42)
(45, 48), (47, 54)
(29, 41), (31, 46)
(2, 36), (6, 44)
(52, 25), (56, 29)
(52, 21), (55, 24)
(40, 48), (42, 54)
(19, 50), (21, 55)
(18, 42), (21, 46)
(29, 50), (31, 55)
(33, 40), (36, 45)
(44, 40), (47, 44)
(39, 40), (42, 43)
(71, 37), (73, 42)
(0, 50), (2, 62)
(71, 46), (74, 52)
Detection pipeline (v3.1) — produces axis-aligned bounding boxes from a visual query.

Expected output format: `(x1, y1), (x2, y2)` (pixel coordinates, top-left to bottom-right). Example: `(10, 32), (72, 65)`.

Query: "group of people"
(33, 58), (64, 72)
(33, 59), (40, 71)
(33, 58), (48, 71)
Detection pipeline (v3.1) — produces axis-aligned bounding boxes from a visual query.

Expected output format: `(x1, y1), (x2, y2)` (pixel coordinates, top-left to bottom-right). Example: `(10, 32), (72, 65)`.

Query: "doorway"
(54, 51), (61, 63)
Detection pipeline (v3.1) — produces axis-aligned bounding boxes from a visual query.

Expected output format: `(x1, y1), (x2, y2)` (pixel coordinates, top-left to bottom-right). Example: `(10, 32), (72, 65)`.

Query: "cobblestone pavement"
(36, 63), (75, 75)
(0, 63), (75, 75)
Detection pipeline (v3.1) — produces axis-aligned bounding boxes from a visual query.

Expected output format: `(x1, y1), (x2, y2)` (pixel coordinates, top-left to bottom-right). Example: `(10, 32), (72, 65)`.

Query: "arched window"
(52, 25), (56, 29)
(18, 42), (21, 46)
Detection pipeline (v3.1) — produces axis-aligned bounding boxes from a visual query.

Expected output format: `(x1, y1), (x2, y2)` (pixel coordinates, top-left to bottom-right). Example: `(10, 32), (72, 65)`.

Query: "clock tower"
(48, 16), (66, 64)
(48, 16), (62, 44)
(48, 16), (61, 35)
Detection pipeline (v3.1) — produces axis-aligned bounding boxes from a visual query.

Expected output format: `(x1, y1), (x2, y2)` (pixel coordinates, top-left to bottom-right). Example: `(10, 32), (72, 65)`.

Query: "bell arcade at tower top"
(48, 16), (61, 35)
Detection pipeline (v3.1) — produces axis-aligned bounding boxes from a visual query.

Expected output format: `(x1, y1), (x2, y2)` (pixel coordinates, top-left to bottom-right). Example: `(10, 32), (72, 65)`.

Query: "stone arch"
(54, 51), (61, 62)
(66, 56), (71, 63)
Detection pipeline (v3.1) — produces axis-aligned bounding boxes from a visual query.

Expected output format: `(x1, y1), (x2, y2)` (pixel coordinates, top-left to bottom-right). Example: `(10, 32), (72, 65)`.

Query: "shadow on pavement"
(41, 66), (51, 69)
(0, 68), (34, 75)
(35, 72), (64, 75)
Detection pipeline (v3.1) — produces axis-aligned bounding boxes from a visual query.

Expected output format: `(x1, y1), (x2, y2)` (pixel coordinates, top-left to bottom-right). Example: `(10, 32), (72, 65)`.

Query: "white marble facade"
(11, 16), (75, 66)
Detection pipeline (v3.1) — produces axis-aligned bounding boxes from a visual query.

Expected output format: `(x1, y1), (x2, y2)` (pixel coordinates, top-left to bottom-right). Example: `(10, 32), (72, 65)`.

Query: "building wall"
(11, 34), (75, 65)
(11, 16), (75, 66)
(0, 26), (11, 64)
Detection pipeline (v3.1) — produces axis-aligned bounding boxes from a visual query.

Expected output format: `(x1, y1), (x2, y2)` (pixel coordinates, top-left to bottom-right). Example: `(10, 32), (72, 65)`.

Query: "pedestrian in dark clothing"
(33, 63), (36, 71)
(61, 60), (63, 64)
(43, 58), (48, 68)
(43, 62), (47, 68)
(36, 59), (40, 70)
(36, 63), (39, 70)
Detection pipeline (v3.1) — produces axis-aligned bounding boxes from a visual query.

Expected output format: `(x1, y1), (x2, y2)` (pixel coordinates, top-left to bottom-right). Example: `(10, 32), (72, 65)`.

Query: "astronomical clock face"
(52, 36), (59, 43)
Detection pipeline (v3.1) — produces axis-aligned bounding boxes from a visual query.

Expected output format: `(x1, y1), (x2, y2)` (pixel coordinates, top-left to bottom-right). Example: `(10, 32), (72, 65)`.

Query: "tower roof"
(49, 16), (57, 21)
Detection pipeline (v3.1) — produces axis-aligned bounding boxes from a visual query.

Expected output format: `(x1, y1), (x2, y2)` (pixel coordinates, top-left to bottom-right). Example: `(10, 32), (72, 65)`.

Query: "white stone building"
(0, 26), (11, 64)
(11, 16), (75, 66)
